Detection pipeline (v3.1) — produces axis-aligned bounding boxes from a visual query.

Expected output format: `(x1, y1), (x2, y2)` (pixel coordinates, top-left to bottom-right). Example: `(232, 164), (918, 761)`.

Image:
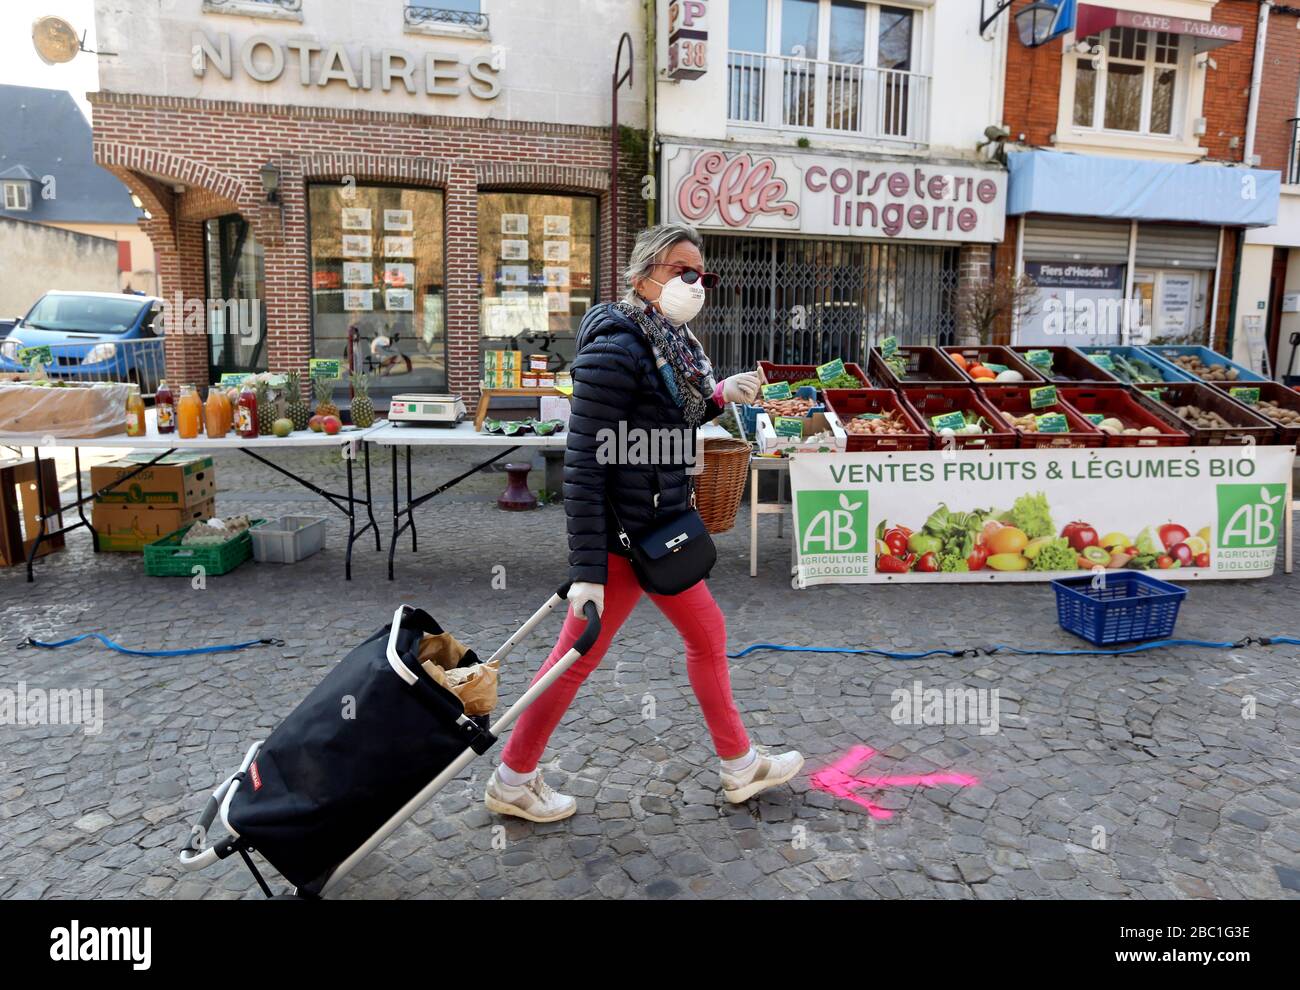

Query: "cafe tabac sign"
(663, 144), (1007, 244)
(191, 30), (501, 100)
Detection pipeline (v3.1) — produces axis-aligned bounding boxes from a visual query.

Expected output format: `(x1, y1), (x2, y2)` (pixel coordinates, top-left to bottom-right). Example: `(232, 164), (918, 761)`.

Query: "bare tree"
(958, 271), (1039, 345)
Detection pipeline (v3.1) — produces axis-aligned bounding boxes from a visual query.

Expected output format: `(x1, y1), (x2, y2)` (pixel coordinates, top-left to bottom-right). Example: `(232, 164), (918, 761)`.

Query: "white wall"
(93, 0), (646, 128)
(654, 0), (1007, 161)
(1232, 241), (1274, 373)
(0, 219), (119, 317)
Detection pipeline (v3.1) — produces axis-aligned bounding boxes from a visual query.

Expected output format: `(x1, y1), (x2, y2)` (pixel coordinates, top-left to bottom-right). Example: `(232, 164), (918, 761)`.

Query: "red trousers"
(500, 553), (751, 773)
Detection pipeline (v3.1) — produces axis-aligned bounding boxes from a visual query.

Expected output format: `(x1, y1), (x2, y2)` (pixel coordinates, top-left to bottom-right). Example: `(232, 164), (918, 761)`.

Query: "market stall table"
(368, 420), (736, 580)
(5, 409), (383, 582)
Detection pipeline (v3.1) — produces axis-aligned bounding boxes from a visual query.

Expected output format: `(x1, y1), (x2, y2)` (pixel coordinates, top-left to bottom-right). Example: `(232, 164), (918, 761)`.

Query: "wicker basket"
(696, 437), (751, 534)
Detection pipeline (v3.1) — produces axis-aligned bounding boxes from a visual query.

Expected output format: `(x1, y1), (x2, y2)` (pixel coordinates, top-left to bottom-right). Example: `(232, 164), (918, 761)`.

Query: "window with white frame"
(1072, 28), (1182, 137)
(3, 181), (31, 211)
(727, 0), (926, 142)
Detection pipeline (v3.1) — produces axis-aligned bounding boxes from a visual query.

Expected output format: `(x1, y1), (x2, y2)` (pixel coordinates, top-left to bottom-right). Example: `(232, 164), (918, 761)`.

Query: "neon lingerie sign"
(666, 144), (1007, 243)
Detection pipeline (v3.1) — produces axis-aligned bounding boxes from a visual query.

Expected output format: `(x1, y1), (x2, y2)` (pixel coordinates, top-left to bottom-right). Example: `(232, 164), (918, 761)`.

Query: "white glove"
(721, 371), (762, 405)
(567, 581), (605, 619)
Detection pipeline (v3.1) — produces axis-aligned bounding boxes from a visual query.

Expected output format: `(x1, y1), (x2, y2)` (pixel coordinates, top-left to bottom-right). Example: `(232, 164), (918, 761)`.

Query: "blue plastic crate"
(1051, 572), (1187, 646)
(1076, 346), (1196, 384)
(1142, 344), (1269, 383)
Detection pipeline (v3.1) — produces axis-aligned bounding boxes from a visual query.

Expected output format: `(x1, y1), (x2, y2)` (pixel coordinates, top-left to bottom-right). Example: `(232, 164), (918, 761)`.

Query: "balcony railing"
(1288, 118), (1300, 185)
(727, 50), (929, 145)
(404, 5), (490, 32)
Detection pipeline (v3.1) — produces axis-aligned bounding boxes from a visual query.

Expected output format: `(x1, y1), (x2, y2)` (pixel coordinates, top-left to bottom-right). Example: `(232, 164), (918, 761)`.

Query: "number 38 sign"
(667, 0), (709, 80)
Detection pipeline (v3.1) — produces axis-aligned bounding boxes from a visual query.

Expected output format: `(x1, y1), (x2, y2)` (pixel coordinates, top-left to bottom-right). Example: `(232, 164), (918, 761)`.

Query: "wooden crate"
(0, 459), (64, 567)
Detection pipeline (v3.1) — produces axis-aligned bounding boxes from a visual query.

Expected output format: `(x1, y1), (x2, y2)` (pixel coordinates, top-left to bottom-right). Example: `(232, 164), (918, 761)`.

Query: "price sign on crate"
(1025, 349), (1053, 370)
(816, 358), (845, 384)
(1030, 385), (1058, 409)
(879, 336), (899, 359)
(1035, 412), (1069, 434)
(18, 346), (52, 369)
(1229, 387), (1260, 405)
(931, 411), (965, 432)
(774, 416), (805, 438)
(761, 381), (792, 400)
(309, 359), (341, 380)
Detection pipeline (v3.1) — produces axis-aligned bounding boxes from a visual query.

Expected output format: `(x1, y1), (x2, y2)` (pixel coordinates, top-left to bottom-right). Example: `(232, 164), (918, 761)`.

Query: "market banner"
(787, 447), (1295, 585)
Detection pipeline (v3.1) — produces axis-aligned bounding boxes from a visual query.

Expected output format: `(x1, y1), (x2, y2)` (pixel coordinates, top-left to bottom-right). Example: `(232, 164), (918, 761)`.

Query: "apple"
(1061, 521), (1099, 553)
(272, 418), (294, 438)
(308, 415), (324, 432)
(1158, 523), (1190, 552)
(1194, 552), (1210, 568)
(322, 415), (342, 435)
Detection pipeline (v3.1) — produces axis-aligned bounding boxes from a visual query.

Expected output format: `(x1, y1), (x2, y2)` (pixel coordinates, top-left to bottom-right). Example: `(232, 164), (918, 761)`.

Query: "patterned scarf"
(615, 299), (717, 428)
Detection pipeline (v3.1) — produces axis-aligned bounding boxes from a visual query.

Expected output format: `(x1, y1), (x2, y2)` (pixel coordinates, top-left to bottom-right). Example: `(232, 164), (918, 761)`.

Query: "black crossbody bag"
(609, 473), (716, 596)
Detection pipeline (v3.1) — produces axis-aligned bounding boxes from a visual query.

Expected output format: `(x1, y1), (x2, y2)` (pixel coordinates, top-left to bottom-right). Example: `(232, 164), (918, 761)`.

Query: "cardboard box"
(91, 452), (216, 508)
(93, 497), (215, 552)
(755, 411), (846, 455)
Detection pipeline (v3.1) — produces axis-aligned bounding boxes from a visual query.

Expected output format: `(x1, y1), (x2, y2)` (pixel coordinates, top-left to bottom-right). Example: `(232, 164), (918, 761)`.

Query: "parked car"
(0, 291), (165, 393)
(0, 317), (16, 339)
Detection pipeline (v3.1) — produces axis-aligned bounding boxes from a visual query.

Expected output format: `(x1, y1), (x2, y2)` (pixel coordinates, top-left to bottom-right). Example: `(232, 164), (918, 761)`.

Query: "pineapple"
(313, 377), (340, 421)
(350, 373), (375, 428)
(285, 371), (310, 432)
(256, 380), (275, 436)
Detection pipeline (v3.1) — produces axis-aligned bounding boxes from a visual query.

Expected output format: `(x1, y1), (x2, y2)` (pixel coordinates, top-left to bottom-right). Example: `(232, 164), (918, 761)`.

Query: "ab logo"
(1217, 484), (1285, 549)
(797, 491), (869, 554)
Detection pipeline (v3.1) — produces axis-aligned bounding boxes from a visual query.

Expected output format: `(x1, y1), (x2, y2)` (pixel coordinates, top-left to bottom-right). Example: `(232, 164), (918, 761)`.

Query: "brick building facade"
(996, 0), (1281, 358)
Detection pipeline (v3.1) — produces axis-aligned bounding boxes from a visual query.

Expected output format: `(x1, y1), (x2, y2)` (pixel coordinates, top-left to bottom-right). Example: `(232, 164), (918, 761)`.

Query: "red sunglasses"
(657, 263), (720, 290)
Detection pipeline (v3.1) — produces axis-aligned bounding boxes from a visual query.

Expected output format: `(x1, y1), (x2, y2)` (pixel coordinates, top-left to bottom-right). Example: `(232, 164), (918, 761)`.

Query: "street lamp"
(980, 0), (1070, 49)
(259, 161), (281, 204)
(1015, 2), (1064, 48)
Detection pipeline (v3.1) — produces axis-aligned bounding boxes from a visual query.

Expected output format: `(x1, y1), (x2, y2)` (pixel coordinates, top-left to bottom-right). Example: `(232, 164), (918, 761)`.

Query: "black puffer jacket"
(564, 302), (723, 585)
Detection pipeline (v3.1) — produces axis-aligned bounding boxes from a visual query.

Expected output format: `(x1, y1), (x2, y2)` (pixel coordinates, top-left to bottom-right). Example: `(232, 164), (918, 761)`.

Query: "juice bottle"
(125, 385), (146, 437)
(177, 384), (202, 439)
(155, 379), (175, 434)
(236, 384), (259, 439)
(205, 385), (227, 438)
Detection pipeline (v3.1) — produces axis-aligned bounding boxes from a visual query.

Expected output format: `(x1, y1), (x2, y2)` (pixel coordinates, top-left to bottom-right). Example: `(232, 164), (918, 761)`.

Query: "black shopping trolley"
(178, 585), (600, 898)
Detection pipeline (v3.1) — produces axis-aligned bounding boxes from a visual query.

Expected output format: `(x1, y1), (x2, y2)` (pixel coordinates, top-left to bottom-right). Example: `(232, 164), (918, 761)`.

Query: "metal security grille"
(694, 234), (958, 375)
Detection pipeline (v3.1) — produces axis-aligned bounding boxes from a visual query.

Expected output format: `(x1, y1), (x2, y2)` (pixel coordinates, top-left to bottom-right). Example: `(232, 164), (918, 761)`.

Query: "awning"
(1006, 151), (1279, 227)
(1076, 4), (1244, 51)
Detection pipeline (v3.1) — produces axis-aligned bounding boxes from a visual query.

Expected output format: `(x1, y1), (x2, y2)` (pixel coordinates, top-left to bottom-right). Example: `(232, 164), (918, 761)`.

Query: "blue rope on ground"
(728, 635), (1300, 660)
(18, 633), (283, 657)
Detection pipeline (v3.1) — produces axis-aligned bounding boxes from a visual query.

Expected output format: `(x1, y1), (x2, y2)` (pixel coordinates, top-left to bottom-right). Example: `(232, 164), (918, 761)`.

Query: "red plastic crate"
(1009, 345), (1121, 384)
(869, 346), (967, 387)
(822, 388), (930, 451)
(896, 385), (1018, 449)
(980, 385), (1104, 449)
(757, 361), (869, 388)
(942, 345), (1045, 385)
(1057, 386), (1190, 448)
(1134, 382), (1279, 446)
(1206, 380), (1300, 446)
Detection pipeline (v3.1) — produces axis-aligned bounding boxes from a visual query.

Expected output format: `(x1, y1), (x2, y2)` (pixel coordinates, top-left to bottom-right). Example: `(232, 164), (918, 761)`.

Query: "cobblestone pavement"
(1, 445), (1298, 900)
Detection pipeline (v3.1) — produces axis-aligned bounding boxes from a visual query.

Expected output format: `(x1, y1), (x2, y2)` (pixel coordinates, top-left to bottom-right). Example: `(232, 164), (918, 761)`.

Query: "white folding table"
(5, 410), (383, 582)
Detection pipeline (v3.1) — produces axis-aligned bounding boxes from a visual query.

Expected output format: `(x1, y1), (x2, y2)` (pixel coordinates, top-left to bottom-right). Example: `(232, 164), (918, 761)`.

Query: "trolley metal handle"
(178, 740), (261, 871)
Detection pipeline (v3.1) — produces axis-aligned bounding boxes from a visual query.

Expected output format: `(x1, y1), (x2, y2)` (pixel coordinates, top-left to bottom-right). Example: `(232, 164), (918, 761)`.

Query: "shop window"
(1071, 29), (1182, 137)
(204, 215), (266, 376)
(477, 192), (598, 374)
(307, 184), (447, 391)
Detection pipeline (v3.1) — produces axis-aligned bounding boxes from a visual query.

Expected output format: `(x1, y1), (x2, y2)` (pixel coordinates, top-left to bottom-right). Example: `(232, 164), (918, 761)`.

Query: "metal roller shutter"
(1135, 224), (1221, 269)
(1022, 218), (1131, 264)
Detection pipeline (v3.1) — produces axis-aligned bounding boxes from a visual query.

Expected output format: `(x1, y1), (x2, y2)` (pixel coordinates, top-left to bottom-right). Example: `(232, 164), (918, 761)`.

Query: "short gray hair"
(622, 221), (703, 302)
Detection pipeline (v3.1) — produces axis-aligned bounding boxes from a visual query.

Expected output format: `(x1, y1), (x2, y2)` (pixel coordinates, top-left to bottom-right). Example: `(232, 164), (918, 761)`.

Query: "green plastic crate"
(144, 520), (265, 577)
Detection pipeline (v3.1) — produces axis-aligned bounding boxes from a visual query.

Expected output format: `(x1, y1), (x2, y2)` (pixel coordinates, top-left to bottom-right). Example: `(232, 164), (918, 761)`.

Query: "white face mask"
(650, 275), (706, 326)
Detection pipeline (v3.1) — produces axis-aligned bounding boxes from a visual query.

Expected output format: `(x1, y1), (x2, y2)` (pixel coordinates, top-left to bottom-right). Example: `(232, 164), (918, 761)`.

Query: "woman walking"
(485, 221), (804, 823)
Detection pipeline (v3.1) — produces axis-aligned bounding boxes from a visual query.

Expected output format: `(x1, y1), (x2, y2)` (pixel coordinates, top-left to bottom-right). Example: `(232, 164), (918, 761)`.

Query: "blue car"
(0, 291), (165, 393)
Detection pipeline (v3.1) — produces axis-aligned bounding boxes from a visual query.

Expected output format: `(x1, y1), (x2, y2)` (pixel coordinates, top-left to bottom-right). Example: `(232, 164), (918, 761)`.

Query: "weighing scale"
(386, 394), (466, 427)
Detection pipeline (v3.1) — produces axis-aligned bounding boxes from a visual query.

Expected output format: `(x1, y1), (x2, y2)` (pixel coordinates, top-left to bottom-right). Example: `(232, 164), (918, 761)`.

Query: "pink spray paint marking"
(809, 745), (979, 821)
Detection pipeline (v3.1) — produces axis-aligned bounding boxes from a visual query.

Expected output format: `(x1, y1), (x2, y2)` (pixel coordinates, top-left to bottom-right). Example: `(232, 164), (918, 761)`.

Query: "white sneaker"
(484, 768), (577, 823)
(720, 747), (805, 804)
